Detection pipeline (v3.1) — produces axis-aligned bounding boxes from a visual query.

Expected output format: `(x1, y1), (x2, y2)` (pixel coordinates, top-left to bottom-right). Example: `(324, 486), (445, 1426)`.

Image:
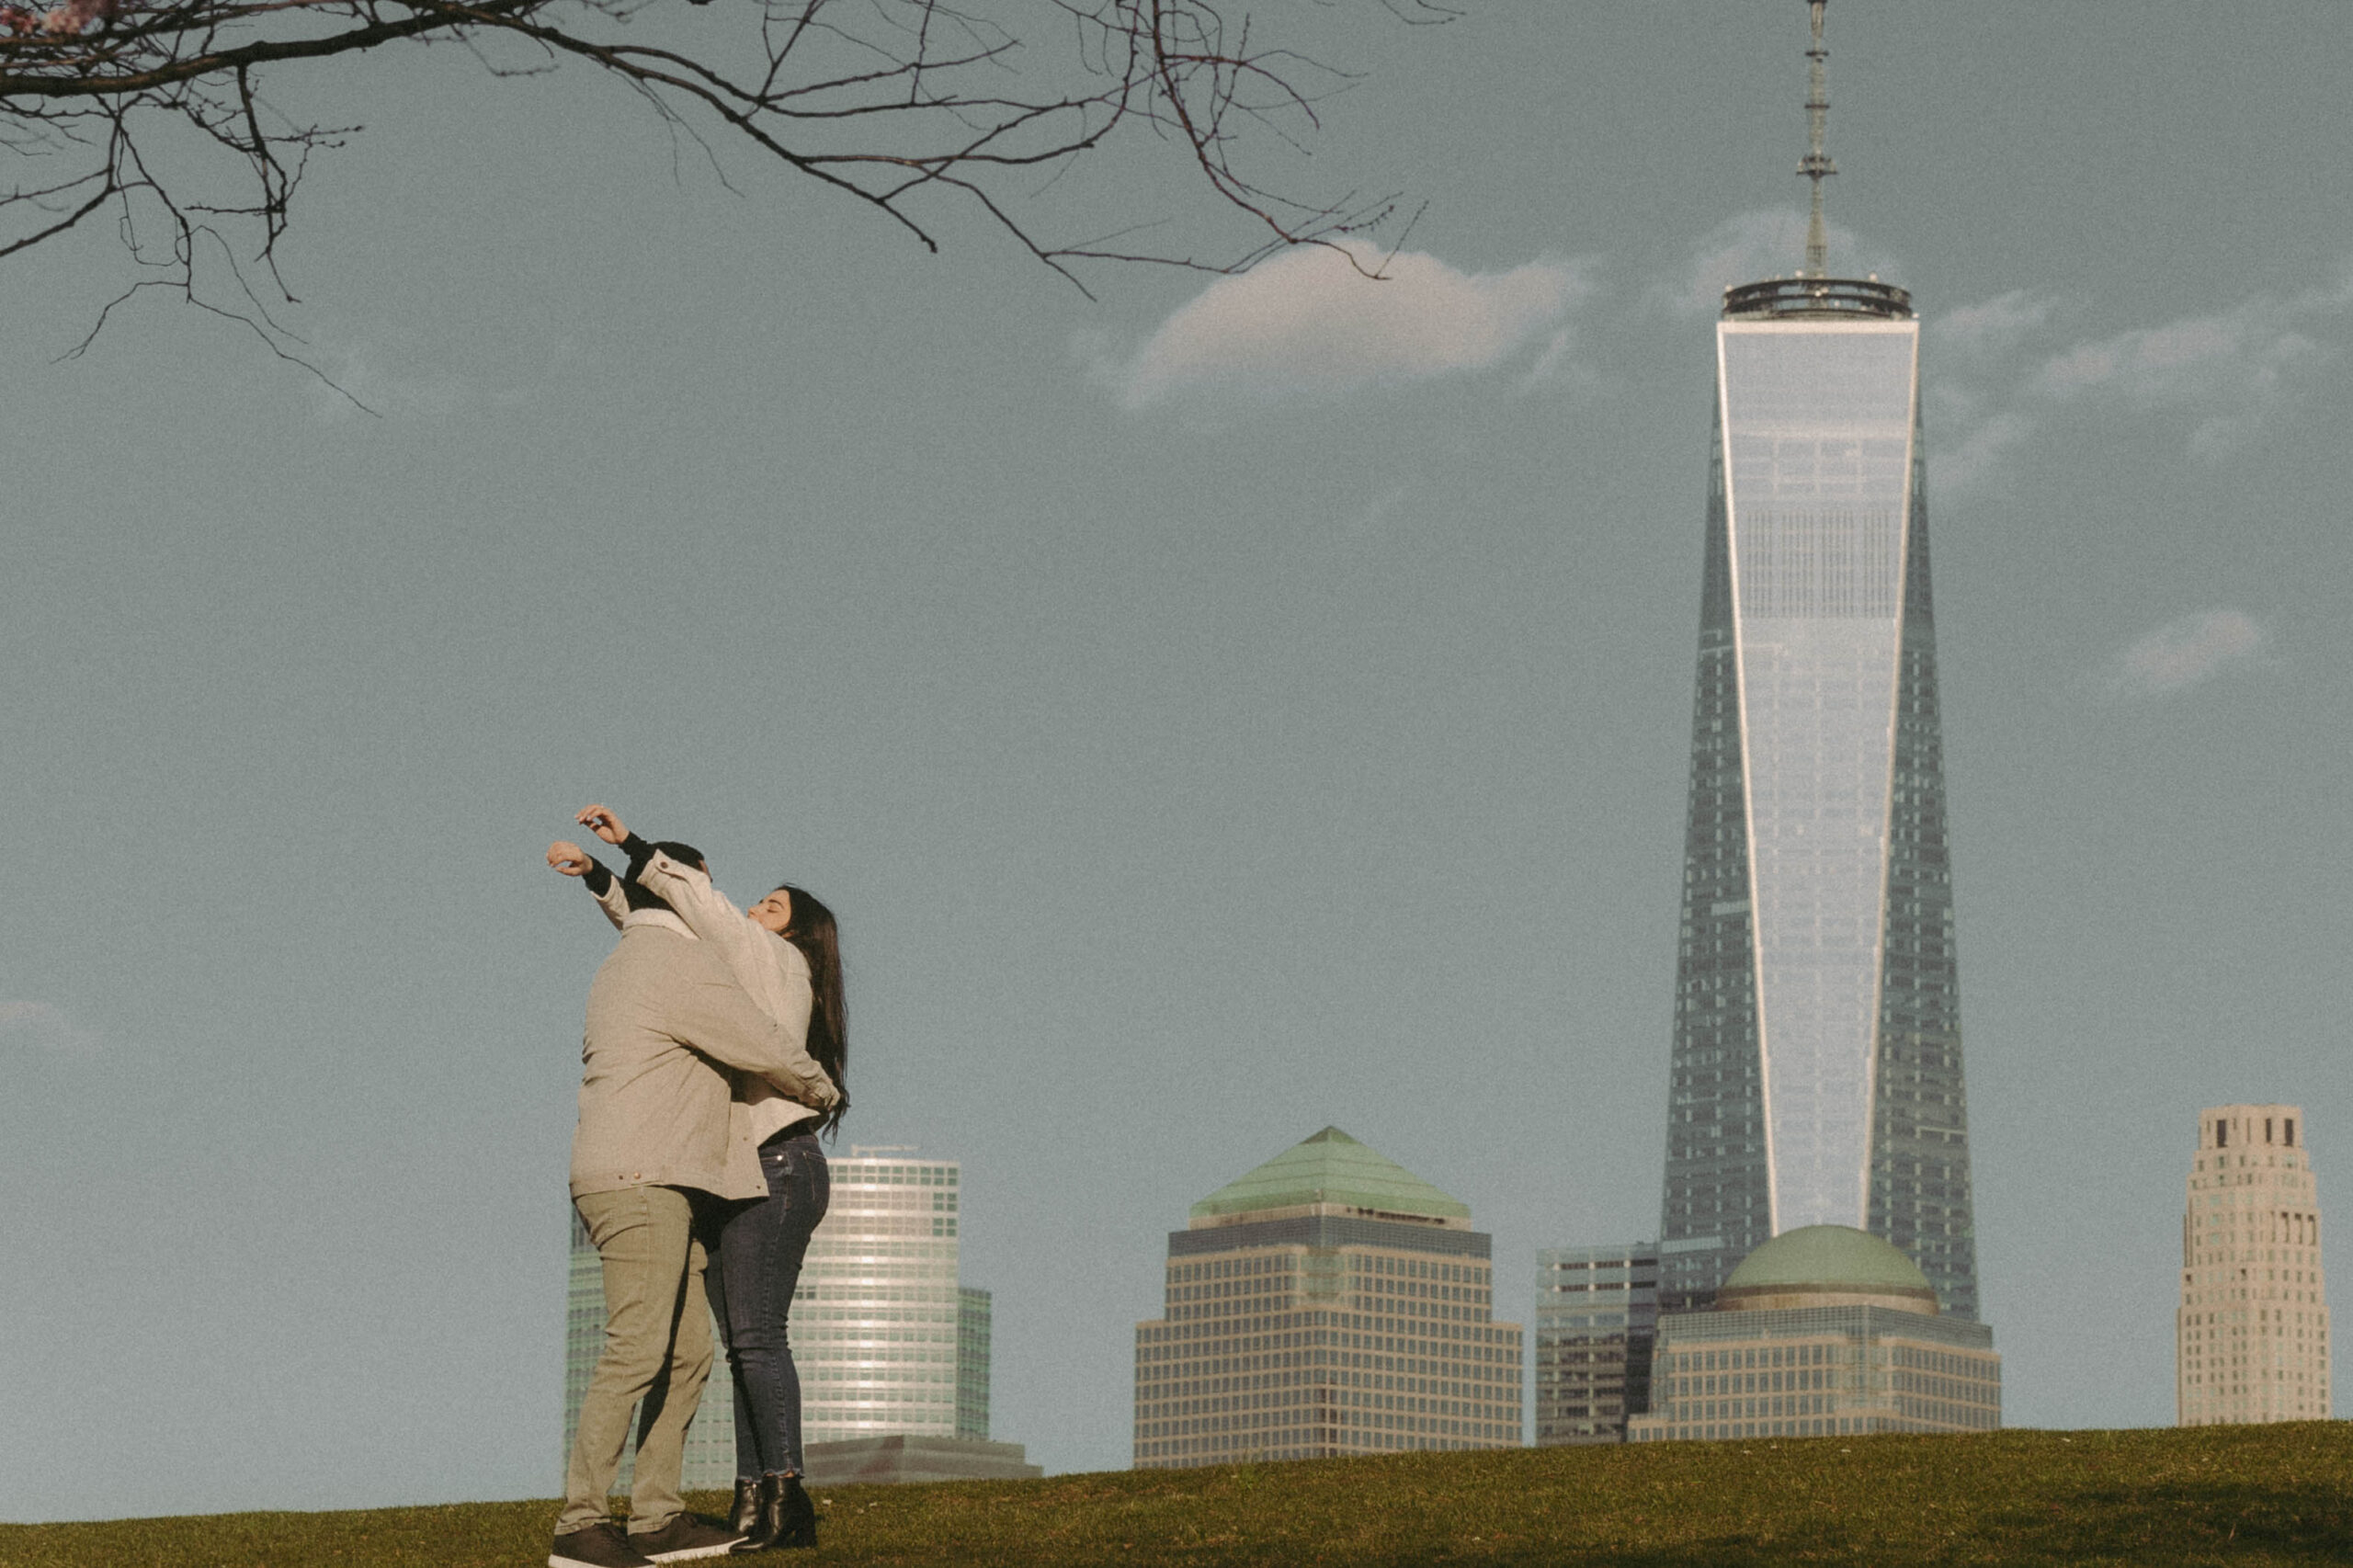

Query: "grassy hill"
(4, 1425), (2347, 1567)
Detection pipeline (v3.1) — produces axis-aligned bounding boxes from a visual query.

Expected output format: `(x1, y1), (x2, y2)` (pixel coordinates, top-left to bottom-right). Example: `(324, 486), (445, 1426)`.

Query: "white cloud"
(2109, 609), (2269, 697)
(1649, 210), (1904, 320)
(1105, 243), (1592, 409)
(0, 1000), (101, 1056)
(1928, 264), (2353, 489)
(2029, 285), (2345, 459)
(1928, 410), (2033, 497)
(1522, 325), (1580, 389)
(1931, 290), (2062, 364)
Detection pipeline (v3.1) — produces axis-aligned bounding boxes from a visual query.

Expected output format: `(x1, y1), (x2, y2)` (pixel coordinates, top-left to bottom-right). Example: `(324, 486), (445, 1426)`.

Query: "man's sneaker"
(629, 1515), (748, 1563)
(550, 1521), (654, 1568)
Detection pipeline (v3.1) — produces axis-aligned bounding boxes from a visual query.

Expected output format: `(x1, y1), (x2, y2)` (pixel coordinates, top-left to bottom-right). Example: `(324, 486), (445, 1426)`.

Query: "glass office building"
(2178, 1105), (2331, 1426)
(562, 1148), (988, 1491)
(957, 1286), (994, 1441)
(1659, 275), (1978, 1323)
(1133, 1127), (1523, 1467)
(1533, 1243), (1658, 1445)
(788, 1150), (967, 1443)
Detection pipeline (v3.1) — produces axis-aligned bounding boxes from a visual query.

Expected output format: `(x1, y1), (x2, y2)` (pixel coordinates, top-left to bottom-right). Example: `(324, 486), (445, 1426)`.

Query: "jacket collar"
(621, 907), (696, 940)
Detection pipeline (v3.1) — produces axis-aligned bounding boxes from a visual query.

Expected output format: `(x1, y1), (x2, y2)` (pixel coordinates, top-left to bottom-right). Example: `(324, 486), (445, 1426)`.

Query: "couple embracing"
(545, 806), (847, 1568)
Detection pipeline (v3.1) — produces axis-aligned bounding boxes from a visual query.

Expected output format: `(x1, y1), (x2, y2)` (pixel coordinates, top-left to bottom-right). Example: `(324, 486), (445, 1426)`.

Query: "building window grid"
(1662, 329), (1979, 1327)
(1131, 1243), (1524, 1467)
(2177, 1108), (2331, 1426)
(1628, 1306), (2000, 1442)
(798, 1159), (965, 1445)
(955, 1287), (993, 1441)
(1534, 1245), (1660, 1446)
(1658, 414), (1772, 1315)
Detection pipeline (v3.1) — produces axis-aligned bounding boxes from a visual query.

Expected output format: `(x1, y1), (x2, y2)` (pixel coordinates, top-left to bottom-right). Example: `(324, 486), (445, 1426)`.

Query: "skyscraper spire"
(1799, 0), (1836, 278)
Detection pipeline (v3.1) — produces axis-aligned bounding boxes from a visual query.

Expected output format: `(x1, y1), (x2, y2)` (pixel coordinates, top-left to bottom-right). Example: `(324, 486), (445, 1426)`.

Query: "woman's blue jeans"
(705, 1130), (828, 1479)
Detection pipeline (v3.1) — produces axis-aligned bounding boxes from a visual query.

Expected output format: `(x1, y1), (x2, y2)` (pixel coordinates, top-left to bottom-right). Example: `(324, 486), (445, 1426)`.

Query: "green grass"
(4, 1426), (2348, 1567)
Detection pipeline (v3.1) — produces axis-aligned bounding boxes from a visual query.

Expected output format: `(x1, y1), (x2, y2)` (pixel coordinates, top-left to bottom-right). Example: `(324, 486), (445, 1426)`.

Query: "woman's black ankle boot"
(774, 1474), (817, 1550)
(731, 1472), (818, 1553)
(729, 1476), (780, 1554)
(729, 1478), (761, 1537)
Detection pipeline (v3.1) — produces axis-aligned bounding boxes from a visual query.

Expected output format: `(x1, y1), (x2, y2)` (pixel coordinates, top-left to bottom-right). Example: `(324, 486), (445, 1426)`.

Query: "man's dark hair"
(626, 838), (706, 876)
(620, 840), (706, 913)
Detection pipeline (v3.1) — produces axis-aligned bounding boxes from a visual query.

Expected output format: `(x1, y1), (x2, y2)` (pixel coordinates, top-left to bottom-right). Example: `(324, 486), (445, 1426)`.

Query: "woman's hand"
(576, 804), (629, 846)
(547, 841), (596, 877)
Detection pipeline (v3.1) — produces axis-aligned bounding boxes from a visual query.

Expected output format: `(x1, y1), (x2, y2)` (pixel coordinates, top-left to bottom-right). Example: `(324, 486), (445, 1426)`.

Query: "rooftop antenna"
(1720, 0), (1909, 318)
(1799, 0), (1836, 278)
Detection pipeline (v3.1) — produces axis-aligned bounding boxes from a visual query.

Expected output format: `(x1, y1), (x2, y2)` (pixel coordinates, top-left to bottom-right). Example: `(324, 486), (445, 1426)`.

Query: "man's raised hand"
(576, 804), (629, 846)
(548, 841), (596, 877)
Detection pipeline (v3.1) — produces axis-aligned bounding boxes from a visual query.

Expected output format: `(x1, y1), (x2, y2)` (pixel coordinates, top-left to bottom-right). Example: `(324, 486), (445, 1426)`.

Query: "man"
(543, 836), (824, 1568)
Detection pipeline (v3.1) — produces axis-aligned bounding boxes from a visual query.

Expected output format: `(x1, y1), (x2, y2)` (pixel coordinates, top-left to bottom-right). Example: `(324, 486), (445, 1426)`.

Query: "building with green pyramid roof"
(1188, 1127), (1472, 1228)
(1133, 1128), (1522, 1469)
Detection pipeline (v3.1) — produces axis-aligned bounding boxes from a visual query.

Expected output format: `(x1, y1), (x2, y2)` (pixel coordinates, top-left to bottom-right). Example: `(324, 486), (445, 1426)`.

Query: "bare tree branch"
(0, 0), (1454, 358)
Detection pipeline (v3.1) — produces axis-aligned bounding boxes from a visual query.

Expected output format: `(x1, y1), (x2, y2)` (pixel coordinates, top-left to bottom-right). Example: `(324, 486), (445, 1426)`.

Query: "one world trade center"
(1656, 1), (1978, 1322)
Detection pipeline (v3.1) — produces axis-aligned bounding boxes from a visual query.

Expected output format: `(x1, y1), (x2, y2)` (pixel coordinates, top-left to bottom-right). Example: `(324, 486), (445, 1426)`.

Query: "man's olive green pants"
(559, 1185), (722, 1536)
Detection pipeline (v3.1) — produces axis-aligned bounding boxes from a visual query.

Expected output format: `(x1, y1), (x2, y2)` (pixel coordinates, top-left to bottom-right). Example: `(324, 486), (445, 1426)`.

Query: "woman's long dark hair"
(776, 883), (847, 1139)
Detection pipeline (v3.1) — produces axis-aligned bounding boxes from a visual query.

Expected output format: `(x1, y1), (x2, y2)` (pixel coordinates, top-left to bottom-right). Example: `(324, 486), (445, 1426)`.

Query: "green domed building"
(1717, 1226), (1941, 1312)
(1627, 1226), (1999, 1442)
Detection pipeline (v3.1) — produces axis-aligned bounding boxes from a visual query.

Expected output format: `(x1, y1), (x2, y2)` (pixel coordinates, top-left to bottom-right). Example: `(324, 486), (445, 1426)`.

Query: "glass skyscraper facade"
(956, 1286), (993, 1441)
(562, 1149), (987, 1491)
(797, 1151), (967, 1442)
(1532, 1243), (1658, 1445)
(1659, 276), (1978, 1324)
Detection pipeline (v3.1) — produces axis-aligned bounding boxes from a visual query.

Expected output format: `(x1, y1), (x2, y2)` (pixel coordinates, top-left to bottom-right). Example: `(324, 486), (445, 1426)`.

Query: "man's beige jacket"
(591, 850), (840, 1142)
(569, 912), (808, 1202)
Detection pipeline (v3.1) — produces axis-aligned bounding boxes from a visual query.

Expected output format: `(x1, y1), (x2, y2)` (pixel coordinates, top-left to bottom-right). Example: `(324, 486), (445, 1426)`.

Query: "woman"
(555, 806), (847, 1554)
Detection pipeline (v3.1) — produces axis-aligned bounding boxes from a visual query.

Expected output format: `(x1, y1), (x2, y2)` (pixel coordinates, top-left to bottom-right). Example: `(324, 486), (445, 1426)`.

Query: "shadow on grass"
(1961, 1479), (2353, 1566)
(1331, 1478), (2353, 1568)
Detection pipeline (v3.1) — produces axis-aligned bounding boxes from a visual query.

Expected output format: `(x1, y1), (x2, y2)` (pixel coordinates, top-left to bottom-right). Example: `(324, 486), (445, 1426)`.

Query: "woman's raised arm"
(574, 805), (838, 1110)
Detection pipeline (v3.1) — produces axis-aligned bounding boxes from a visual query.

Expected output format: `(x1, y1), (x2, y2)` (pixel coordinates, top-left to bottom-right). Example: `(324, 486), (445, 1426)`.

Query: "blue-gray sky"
(5, 0), (2349, 1523)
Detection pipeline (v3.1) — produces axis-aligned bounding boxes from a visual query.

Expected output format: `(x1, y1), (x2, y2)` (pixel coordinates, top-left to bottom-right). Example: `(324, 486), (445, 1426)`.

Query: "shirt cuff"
(621, 833), (657, 881)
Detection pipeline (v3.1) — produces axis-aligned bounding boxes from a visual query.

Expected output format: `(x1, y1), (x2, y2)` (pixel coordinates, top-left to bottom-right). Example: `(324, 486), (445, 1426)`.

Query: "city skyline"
(6, 1), (2349, 1520)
